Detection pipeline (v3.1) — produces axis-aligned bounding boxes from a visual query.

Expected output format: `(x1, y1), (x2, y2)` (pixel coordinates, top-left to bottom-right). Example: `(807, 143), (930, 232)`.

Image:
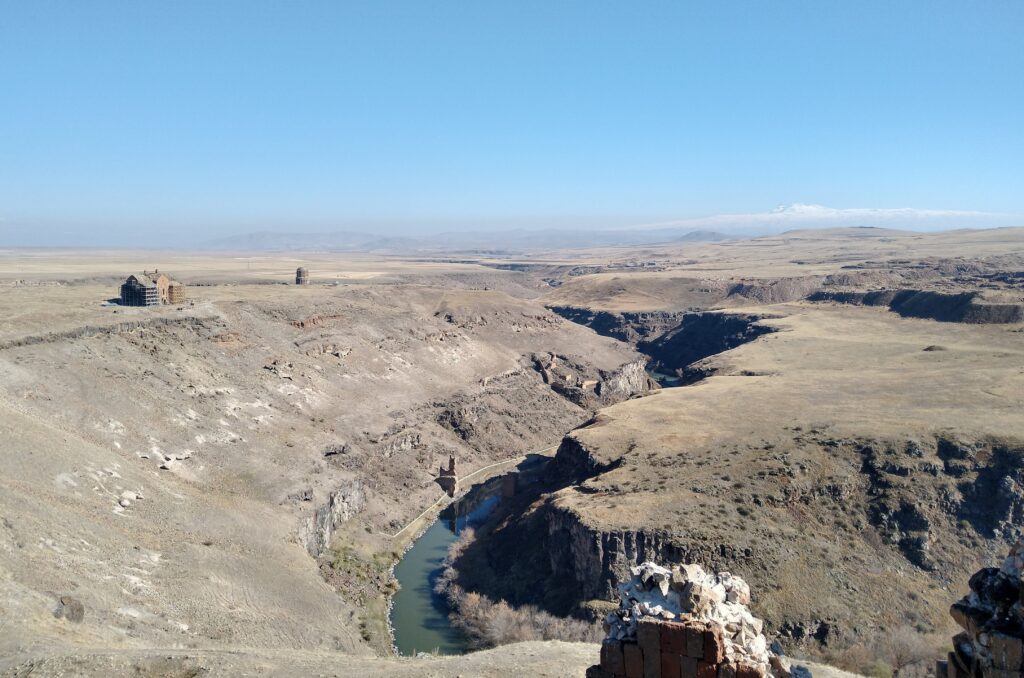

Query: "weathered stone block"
(946, 630), (970, 659)
(682, 582), (721, 614)
(990, 631), (1024, 670)
(703, 625), (725, 663)
(717, 662), (736, 678)
(947, 651), (969, 678)
(934, 659), (948, 678)
(638, 619), (662, 664)
(625, 641), (645, 678)
(661, 621), (689, 655)
(680, 656), (699, 678)
(602, 639), (626, 675)
(696, 661), (718, 678)
(671, 569), (689, 592)
(685, 624), (705, 658)
(769, 655), (791, 678)
(587, 666), (618, 678)
(661, 652), (682, 678)
(735, 663), (766, 678)
(644, 643), (662, 677)
(949, 601), (989, 636)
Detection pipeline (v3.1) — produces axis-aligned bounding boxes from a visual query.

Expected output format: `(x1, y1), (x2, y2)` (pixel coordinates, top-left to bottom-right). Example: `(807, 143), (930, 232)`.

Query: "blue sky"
(1, 1), (1022, 245)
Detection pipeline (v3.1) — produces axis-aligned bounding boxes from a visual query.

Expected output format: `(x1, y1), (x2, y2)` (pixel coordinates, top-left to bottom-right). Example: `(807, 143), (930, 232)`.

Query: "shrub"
(434, 528), (602, 648)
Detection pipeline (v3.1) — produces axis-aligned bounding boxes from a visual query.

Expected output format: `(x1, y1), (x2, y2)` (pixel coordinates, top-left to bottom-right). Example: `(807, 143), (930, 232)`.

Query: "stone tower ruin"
(435, 454), (458, 497)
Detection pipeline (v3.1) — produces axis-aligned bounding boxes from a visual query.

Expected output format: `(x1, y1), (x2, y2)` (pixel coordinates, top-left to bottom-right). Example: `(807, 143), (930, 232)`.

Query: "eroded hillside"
(468, 305), (1024, 630)
(2, 228), (1023, 676)
(0, 274), (649, 665)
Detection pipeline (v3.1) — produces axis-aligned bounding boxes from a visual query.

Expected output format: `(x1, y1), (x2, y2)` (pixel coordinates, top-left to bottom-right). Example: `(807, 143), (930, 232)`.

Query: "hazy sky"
(1, 1), (1023, 246)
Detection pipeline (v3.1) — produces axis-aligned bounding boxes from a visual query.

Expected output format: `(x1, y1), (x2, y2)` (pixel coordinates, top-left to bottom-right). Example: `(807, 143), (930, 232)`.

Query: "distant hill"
(201, 227), (735, 253)
(673, 230), (731, 242)
(201, 231), (420, 252)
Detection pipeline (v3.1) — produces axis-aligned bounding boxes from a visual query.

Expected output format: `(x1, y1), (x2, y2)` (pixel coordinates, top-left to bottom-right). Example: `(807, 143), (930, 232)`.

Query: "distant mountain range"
(200, 228), (732, 253)
(625, 203), (1020, 234)
(195, 203), (1022, 253)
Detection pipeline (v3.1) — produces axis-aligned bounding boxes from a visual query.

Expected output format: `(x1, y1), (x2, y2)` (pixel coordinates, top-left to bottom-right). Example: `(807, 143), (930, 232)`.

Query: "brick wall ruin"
(590, 617), (731, 678)
(587, 562), (795, 678)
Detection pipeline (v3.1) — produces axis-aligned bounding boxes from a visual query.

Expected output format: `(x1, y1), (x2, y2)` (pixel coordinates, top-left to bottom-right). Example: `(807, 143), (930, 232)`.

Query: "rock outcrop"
(939, 539), (1024, 676)
(299, 479), (365, 556)
(808, 289), (1024, 324)
(531, 354), (656, 407)
(547, 307), (688, 344)
(637, 313), (773, 381)
(588, 561), (804, 678)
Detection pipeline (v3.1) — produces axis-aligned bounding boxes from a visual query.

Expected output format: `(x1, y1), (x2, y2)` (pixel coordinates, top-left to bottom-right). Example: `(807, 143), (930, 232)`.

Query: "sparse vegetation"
(433, 528), (602, 649)
(808, 625), (945, 678)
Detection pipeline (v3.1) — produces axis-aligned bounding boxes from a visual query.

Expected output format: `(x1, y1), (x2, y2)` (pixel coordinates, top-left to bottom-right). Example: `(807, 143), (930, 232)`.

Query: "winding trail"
(385, 444), (558, 541)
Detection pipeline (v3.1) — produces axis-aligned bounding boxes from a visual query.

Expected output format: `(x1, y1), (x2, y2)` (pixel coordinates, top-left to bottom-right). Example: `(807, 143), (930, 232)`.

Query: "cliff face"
(531, 354), (656, 409)
(542, 503), (682, 602)
(809, 289), (1024, 323)
(547, 306), (687, 343)
(299, 479), (366, 557)
(537, 437), (724, 603)
(595, 358), (655, 403)
(637, 313), (773, 380)
(457, 432), (1024, 647)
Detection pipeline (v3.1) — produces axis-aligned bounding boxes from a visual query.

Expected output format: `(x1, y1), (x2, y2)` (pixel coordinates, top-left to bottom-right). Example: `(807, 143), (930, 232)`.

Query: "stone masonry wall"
(588, 618), (733, 678)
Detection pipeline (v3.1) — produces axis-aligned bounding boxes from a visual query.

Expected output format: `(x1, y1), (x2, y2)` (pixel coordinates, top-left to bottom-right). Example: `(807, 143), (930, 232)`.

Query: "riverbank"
(391, 496), (499, 655)
(370, 446), (560, 656)
(385, 447), (555, 546)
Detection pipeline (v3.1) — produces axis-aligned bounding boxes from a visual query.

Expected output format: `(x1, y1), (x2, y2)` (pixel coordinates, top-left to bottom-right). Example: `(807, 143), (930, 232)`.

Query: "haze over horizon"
(2, 1), (1023, 247)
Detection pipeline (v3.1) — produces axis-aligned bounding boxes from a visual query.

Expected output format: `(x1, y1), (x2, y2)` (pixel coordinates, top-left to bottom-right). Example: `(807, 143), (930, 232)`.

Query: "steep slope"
(0, 281), (649, 662)
(454, 302), (1024, 652)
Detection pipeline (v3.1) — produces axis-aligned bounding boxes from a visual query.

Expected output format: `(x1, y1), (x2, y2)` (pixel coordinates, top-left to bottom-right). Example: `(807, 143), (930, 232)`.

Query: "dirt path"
(385, 445), (558, 542)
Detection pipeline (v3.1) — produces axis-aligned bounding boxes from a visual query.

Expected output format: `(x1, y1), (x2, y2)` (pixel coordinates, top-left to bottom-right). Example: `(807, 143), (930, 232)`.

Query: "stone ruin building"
(938, 539), (1024, 677)
(120, 270), (186, 307)
(434, 453), (458, 497)
(589, 542), (1024, 678)
(295, 267), (310, 285)
(588, 562), (802, 678)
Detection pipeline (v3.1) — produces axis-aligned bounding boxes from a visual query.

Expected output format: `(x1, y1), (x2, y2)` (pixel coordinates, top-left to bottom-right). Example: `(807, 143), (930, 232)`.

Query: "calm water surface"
(390, 494), (499, 656)
(647, 368), (682, 387)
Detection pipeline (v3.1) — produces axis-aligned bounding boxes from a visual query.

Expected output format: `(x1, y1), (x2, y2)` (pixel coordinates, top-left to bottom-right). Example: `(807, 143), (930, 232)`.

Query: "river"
(647, 368), (682, 387)
(390, 492), (500, 656)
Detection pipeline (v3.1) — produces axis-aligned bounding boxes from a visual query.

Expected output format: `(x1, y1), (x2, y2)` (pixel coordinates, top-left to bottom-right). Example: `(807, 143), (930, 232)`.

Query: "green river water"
(390, 494), (499, 656)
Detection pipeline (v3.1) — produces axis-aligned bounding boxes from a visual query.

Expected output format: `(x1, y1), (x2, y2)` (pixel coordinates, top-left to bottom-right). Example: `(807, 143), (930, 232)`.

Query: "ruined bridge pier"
(434, 453), (458, 497)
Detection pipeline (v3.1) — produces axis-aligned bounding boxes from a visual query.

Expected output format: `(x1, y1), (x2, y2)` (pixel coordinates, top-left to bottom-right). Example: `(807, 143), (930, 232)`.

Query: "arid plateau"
(1, 226), (1023, 677)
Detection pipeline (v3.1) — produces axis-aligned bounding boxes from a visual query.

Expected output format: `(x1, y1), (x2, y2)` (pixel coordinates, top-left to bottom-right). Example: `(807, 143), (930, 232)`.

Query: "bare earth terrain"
(1, 226), (1023, 676)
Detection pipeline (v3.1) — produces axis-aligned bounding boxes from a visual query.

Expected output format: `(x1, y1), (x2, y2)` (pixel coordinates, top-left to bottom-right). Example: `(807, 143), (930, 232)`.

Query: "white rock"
(605, 561), (775, 667)
(678, 563), (707, 582)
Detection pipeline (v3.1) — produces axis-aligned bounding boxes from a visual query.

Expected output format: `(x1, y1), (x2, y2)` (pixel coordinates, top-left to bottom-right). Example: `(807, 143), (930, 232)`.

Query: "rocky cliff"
(299, 479), (366, 556)
(454, 431), (1024, 650)
(547, 306), (688, 343)
(637, 313), (773, 381)
(809, 289), (1024, 324)
(531, 355), (657, 408)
